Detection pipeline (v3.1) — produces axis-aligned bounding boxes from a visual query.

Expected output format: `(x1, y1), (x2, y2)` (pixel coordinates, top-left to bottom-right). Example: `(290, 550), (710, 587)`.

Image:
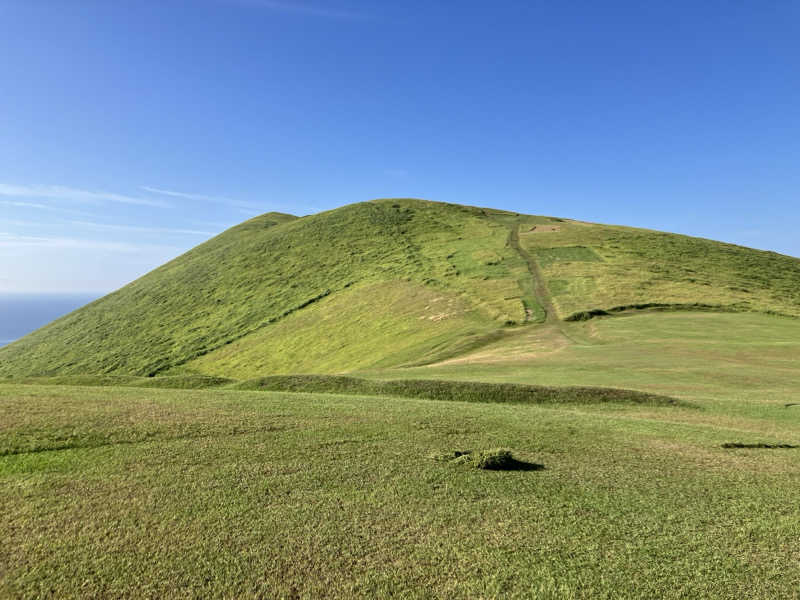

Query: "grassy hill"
(1, 198), (799, 378)
(3, 199), (800, 596)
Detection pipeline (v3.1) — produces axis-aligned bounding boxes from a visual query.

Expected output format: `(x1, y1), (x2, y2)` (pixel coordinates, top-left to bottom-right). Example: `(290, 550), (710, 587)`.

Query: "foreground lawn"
(2, 384), (799, 598)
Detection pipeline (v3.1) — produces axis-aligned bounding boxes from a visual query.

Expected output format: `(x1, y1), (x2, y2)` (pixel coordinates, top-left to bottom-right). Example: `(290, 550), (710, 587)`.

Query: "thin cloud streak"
(141, 186), (234, 203)
(72, 220), (214, 236)
(0, 199), (99, 218)
(0, 233), (180, 253)
(142, 185), (267, 211)
(229, 0), (369, 20)
(0, 199), (49, 209)
(0, 183), (170, 208)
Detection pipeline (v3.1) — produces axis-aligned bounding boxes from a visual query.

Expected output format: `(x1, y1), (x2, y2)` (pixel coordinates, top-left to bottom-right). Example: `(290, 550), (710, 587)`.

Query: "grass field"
(2, 311), (800, 598)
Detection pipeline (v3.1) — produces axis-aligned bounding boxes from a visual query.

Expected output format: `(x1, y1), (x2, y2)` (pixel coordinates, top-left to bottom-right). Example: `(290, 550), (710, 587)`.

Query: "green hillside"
(1, 198), (799, 378)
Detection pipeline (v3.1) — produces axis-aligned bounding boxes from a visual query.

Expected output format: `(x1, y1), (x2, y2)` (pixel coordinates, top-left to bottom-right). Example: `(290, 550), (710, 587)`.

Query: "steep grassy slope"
(179, 280), (503, 377)
(0, 200), (536, 377)
(1, 198), (799, 378)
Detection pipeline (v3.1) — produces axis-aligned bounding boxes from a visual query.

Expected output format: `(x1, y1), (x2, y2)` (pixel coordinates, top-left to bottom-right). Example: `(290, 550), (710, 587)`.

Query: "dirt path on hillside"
(424, 221), (578, 368)
(509, 223), (559, 325)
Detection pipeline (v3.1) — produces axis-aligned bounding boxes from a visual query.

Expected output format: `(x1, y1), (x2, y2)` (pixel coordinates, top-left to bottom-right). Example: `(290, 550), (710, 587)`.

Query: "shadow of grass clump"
(722, 442), (798, 449)
(432, 448), (544, 471)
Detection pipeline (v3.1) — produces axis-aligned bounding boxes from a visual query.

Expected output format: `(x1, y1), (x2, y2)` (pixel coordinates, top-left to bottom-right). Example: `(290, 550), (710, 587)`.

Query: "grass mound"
(133, 375), (235, 389)
(233, 374), (685, 406)
(4, 373), (684, 407)
(7, 374), (235, 390)
(564, 303), (738, 322)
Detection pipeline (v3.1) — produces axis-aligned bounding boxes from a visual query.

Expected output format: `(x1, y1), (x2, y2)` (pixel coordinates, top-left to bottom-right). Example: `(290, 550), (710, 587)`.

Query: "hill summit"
(2, 198), (799, 378)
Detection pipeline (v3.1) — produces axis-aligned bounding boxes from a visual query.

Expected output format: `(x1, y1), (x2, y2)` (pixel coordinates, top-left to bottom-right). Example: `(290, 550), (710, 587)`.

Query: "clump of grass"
(472, 448), (515, 470)
(431, 450), (472, 462)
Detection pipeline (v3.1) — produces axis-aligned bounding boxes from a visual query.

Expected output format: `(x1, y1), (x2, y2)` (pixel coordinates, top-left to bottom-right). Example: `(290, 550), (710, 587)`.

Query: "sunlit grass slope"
(1, 198), (799, 379)
(519, 219), (800, 319)
(179, 280), (503, 377)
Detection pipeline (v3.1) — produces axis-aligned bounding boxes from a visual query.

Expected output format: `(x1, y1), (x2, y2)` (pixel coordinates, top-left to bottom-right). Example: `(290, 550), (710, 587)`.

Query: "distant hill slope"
(1, 199), (799, 378)
(518, 219), (800, 320)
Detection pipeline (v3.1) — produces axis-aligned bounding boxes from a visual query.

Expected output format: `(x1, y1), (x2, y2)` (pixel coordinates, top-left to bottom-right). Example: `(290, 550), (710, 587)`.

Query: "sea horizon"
(0, 293), (102, 347)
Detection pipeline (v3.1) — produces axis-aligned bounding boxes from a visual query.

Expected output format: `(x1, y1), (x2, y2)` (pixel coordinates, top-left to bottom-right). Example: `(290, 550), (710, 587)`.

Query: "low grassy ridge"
(2, 199), (800, 380)
(7, 373), (683, 408)
(233, 374), (683, 406)
(1, 381), (798, 598)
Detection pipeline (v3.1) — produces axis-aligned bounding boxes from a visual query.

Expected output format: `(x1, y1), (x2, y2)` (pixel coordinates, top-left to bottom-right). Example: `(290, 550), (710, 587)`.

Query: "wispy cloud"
(0, 183), (170, 208)
(229, 0), (368, 19)
(0, 199), (49, 209)
(141, 186), (234, 204)
(0, 233), (178, 253)
(0, 218), (53, 228)
(0, 199), (98, 218)
(142, 185), (267, 211)
(72, 221), (214, 236)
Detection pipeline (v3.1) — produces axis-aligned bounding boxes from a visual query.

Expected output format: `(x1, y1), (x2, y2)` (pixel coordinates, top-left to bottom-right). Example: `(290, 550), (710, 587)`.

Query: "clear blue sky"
(1, 0), (798, 293)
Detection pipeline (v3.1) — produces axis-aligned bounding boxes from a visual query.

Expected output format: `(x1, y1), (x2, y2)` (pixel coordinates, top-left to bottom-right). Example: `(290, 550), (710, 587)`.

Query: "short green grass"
(3, 311), (800, 597)
(179, 280), (503, 377)
(1, 380), (798, 598)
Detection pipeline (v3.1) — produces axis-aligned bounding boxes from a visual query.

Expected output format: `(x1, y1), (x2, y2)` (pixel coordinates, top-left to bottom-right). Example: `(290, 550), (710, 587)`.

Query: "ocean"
(0, 294), (101, 348)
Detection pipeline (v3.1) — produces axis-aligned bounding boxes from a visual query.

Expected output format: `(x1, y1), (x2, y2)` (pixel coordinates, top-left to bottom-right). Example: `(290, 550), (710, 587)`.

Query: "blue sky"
(1, 0), (798, 293)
